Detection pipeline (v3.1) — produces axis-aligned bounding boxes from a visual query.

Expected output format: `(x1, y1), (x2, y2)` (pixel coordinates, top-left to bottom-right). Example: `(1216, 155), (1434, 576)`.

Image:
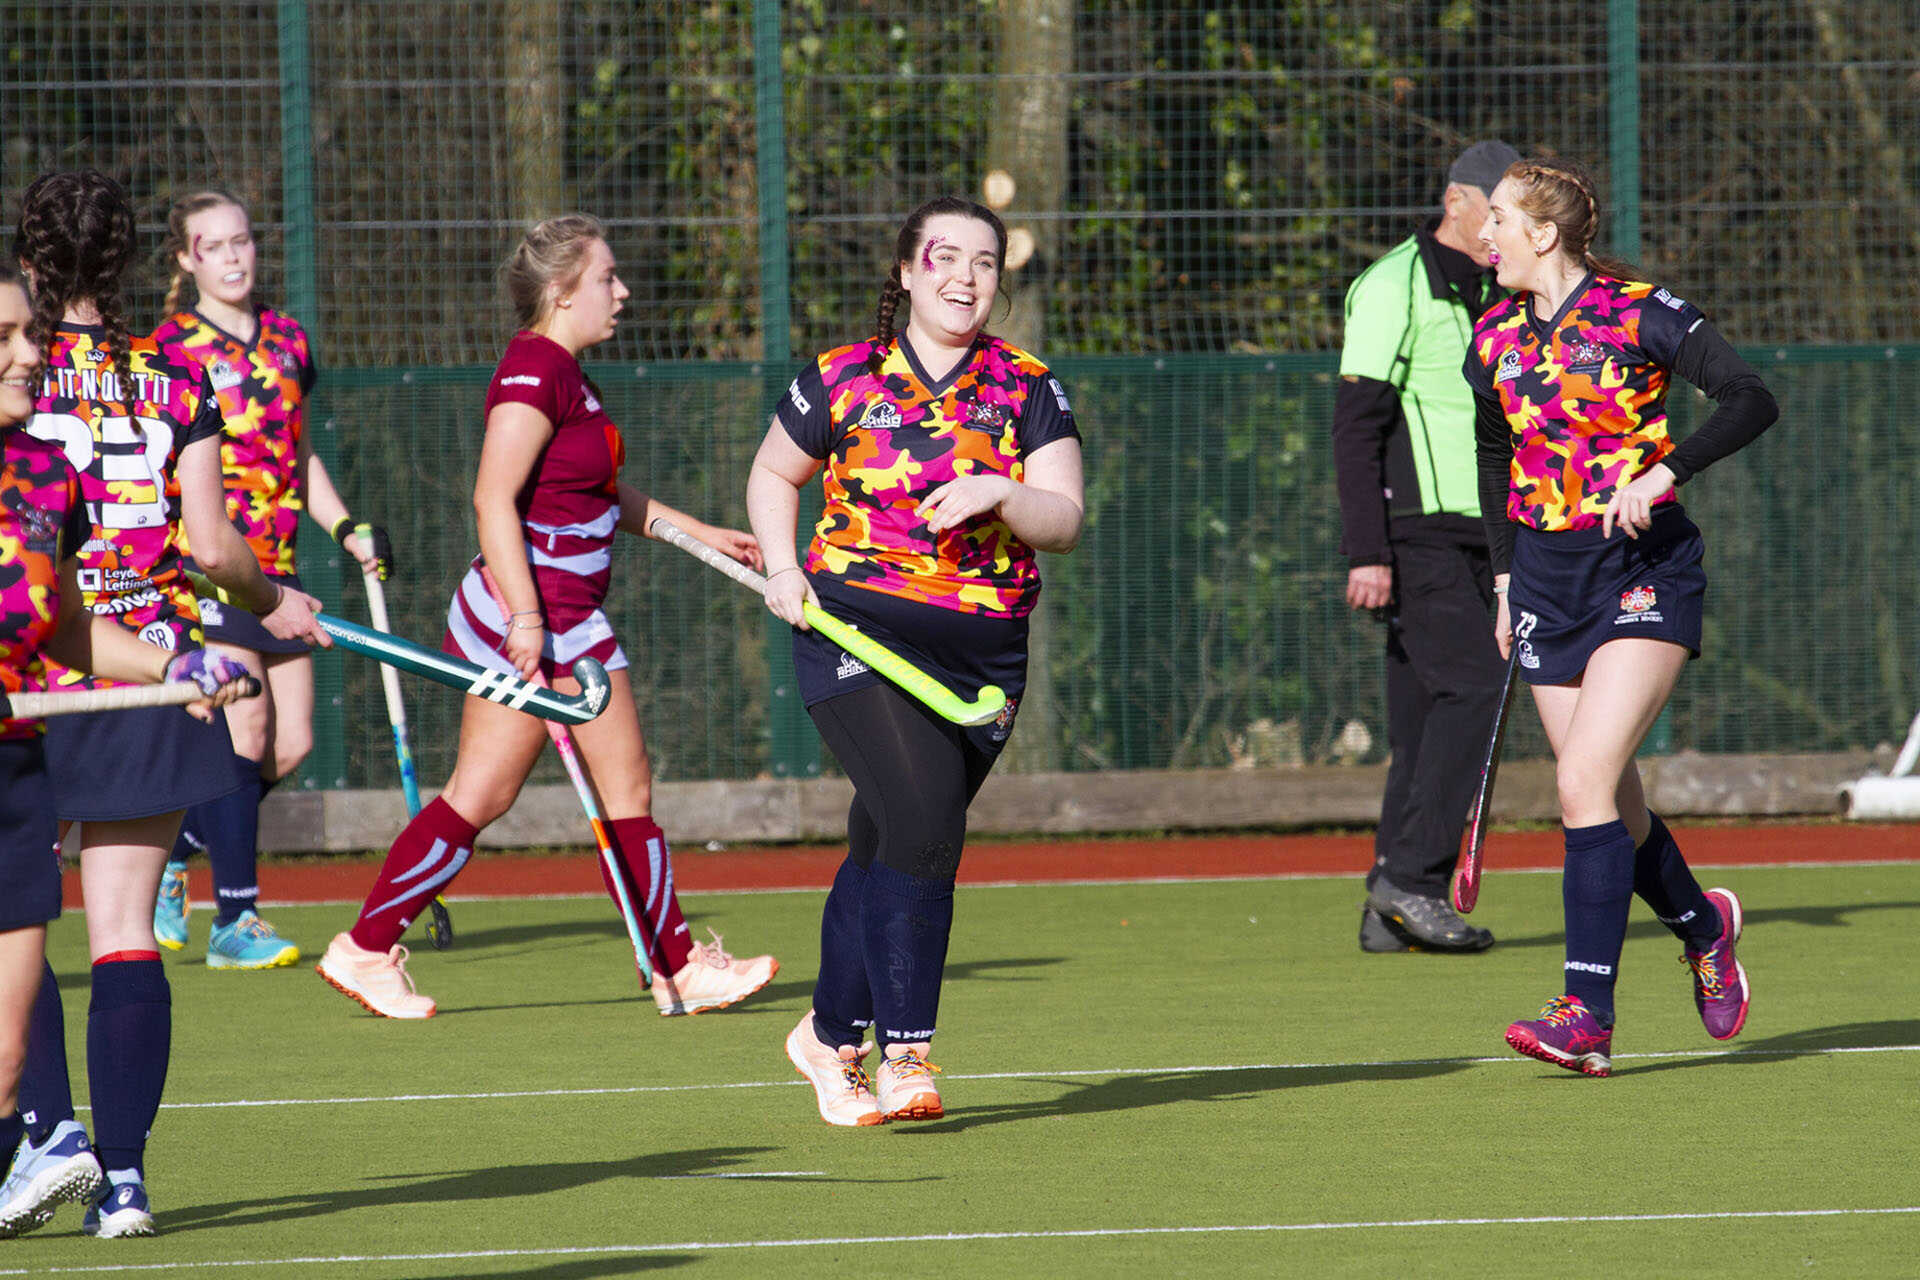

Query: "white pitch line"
(2, 1206), (1916, 1275)
(90, 1042), (1920, 1115)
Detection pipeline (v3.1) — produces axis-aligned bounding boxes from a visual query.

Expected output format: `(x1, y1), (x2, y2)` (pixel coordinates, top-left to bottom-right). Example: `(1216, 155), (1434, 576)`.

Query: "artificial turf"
(7, 860), (1917, 1277)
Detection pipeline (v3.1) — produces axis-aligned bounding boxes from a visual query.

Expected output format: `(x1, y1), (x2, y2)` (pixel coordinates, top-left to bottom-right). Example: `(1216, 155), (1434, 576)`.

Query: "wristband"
(330, 515), (355, 546)
(1492, 583), (1509, 595)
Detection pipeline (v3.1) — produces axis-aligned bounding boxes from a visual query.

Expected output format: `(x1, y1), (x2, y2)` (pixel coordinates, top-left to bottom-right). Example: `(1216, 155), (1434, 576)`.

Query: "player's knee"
(1555, 756), (1617, 820)
(273, 735), (313, 782)
(879, 833), (963, 882)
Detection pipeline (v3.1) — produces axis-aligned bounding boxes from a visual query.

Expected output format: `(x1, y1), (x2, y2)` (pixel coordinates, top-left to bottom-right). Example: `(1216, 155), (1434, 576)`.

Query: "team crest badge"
(7, 499), (61, 555)
(1620, 585), (1657, 614)
(962, 400), (1011, 432)
(1566, 338), (1608, 376)
(208, 359), (245, 391)
(1494, 350), (1524, 383)
(990, 695), (1020, 743)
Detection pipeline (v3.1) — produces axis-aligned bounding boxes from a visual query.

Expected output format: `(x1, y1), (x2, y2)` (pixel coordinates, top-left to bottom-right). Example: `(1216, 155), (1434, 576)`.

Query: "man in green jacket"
(1333, 140), (1517, 953)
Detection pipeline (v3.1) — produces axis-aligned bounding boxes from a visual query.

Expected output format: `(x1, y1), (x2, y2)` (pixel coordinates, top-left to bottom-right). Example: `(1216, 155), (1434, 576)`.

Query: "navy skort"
(792, 574), (1029, 758)
(195, 570), (312, 656)
(0, 737), (63, 931)
(1508, 503), (1706, 686)
(43, 701), (250, 822)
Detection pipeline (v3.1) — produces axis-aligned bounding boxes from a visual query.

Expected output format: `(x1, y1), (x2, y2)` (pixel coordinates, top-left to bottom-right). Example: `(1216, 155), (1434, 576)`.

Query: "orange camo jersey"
(151, 307), (313, 576)
(25, 326), (223, 690)
(777, 335), (1079, 618)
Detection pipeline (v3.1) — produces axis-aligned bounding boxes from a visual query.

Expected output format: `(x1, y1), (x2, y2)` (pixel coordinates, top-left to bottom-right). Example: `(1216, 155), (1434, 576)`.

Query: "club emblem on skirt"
(1620, 585), (1657, 614)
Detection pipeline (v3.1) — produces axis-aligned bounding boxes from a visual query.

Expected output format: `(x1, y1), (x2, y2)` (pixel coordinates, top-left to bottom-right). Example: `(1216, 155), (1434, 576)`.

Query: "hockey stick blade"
(1452, 647), (1521, 914)
(649, 517), (1008, 727)
(316, 614), (611, 725)
(1, 676), (261, 719)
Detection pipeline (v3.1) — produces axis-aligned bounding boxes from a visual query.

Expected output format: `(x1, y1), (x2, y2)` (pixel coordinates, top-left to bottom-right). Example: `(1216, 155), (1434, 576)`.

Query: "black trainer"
(1359, 904), (1413, 952)
(1364, 883), (1495, 952)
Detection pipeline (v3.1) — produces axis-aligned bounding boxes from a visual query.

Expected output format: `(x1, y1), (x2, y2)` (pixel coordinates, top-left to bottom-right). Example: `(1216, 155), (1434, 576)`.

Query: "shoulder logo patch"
(1494, 349), (1524, 383)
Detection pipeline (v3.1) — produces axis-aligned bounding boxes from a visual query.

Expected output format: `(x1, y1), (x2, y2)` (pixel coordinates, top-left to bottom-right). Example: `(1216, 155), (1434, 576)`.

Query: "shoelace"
(691, 928), (734, 970)
(238, 916), (273, 939)
(1536, 996), (1584, 1027)
(884, 1050), (942, 1083)
(383, 945), (422, 993)
(1683, 950), (1724, 998)
(839, 1055), (876, 1097)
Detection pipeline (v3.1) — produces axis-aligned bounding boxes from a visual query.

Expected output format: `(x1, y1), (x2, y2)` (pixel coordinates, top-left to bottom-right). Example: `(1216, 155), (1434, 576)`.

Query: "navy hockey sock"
(1561, 820), (1637, 1027)
(87, 954), (170, 1179)
(861, 861), (954, 1049)
(195, 762), (265, 925)
(1633, 812), (1720, 950)
(810, 856), (874, 1048)
(19, 960), (75, 1145)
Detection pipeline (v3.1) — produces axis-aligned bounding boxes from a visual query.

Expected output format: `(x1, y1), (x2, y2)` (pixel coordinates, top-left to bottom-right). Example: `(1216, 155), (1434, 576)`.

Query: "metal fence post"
(1607, 0), (1641, 259)
(279, 0), (348, 787)
(753, 0), (816, 777)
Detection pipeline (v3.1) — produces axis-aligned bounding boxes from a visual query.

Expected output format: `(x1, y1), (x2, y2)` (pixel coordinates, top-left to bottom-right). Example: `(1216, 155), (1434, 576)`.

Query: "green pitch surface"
(9, 863), (1919, 1278)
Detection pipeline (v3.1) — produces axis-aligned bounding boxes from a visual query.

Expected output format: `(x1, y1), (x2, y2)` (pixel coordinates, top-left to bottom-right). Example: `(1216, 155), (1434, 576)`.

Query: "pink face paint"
(919, 236), (950, 272)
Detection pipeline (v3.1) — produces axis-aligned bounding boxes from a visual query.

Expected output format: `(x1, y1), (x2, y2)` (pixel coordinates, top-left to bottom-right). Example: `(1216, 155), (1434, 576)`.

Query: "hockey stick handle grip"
(1, 675), (261, 719)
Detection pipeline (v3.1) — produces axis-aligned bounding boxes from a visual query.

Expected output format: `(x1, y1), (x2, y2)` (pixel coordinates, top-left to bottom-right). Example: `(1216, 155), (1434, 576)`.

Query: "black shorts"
(194, 569), (311, 655)
(1508, 504), (1706, 686)
(0, 737), (63, 932)
(42, 702), (250, 822)
(793, 574), (1029, 757)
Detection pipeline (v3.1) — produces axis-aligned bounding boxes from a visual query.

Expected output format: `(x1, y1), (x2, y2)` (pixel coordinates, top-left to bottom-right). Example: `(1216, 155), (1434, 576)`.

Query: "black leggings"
(809, 682), (998, 882)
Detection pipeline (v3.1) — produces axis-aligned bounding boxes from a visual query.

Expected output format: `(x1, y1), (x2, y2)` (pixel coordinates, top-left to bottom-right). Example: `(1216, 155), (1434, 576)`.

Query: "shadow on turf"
(159, 1144), (923, 1237)
(1614, 1018), (1920, 1076)
(439, 954), (1065, 1018)
(1488, 899), (1920, 952)
(893, 1059), (1469, 1135)
(441, 1257), (689, 1278)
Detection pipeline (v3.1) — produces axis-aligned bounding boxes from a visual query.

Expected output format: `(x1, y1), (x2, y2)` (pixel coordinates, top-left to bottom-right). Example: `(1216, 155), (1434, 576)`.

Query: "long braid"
(12, 170), (138, 387)
(868, 269), (906, 374)
(1508, 157), (1642, 281)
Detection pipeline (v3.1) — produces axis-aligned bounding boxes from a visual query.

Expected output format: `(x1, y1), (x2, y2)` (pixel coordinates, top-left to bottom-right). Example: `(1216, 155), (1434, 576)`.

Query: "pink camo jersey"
(775, 334), (1079, 617)
(150, 307), (314, 576)
(472, 331), (625, 629)
(0, 430), (86, 738)
(1467, 276), (1703, 533)
(25, 325), (223, 689)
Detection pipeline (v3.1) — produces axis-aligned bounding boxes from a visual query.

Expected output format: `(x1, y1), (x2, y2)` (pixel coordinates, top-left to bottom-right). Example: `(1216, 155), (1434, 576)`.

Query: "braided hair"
(1504, 157), (1641, 280)
(11, 170), (138, 387)
(161, 189), (247, 316)
(868, 196), (1009, 374)
(501, 213), (606, 330)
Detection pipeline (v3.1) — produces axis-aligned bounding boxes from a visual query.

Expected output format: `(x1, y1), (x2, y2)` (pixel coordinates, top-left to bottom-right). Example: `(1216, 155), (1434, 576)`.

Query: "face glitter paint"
(920, 236), (950, 272)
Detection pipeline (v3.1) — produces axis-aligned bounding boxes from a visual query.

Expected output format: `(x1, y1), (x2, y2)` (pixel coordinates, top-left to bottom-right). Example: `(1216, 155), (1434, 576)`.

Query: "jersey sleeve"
(488, 341), (567, 423)
(58, 461), (87, 563)
(181, 365), (225, 446)
(1632, 287), (1706, 369)
(1461, 326), (1498, 400)
(775, 360), (833, 459)
(1016, 373), (1081, 456)
(1338, 263), (1414, 384)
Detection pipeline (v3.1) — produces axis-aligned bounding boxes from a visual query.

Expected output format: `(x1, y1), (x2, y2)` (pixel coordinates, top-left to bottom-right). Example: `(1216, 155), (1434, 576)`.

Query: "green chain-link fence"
(4, 2), (1917, 791)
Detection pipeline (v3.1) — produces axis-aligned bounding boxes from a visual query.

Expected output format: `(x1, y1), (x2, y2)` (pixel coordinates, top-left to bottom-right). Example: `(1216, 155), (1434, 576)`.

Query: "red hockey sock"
(349, 798), (479, 953)
(606, 816), (693, 974)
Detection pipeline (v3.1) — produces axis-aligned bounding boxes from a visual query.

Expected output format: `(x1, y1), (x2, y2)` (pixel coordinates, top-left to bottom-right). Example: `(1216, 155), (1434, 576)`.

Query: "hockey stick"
(361, 570), (453, 951)
(182, 568), (612, 725)
(649, 517), (1008, 727)
(478, 567), (655, 986)
(0, 676), (261, 719)
(316, 614), (612, 726)
(1451, 646), (1521, 914)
